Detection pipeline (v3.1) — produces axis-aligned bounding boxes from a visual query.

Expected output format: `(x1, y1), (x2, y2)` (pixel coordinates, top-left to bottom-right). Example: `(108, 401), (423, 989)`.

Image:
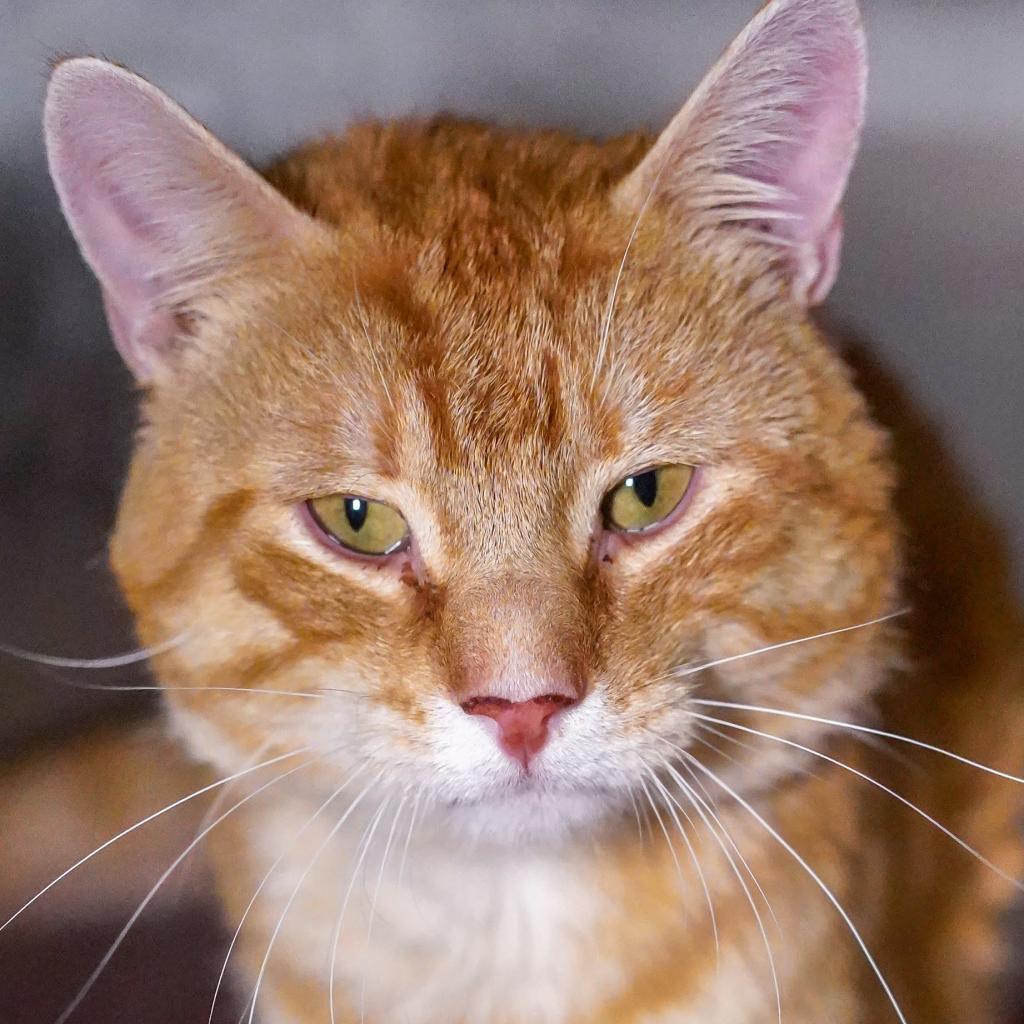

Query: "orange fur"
(22, 2), (1024, 1020)
(101, 112), (1017, 1022)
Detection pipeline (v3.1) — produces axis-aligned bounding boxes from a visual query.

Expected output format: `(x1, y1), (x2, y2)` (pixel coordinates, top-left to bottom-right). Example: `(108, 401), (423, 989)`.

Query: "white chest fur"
(235, 794), (823, 1024)
(242, 800), (620, 1024)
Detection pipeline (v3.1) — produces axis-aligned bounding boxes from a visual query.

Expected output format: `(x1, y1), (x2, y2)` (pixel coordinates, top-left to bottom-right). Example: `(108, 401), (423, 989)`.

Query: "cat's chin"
(442, 783), (627, 846)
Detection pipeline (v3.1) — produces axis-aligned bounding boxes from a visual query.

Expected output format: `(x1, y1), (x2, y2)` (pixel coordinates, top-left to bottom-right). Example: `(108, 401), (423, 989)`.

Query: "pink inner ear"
(46, 68), (192, 377)
(619, 0), (866, 305)
(711, 0), (866, 302)
(738, 22), (864, 242)
(78, 177), (176, 377)
(101, 288), (180, 380)
(804, 208), (844, 307)
(45, 58), (317, 381)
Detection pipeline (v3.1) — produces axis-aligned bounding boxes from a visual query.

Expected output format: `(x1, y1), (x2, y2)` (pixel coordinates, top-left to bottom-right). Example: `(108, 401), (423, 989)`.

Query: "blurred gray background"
(0, 0), (1021, 1021)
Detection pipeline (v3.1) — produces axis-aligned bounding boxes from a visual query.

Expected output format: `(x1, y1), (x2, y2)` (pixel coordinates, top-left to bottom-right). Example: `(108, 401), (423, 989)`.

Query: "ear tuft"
(44, 58), (324, 380)
(616, 0), (866, 305)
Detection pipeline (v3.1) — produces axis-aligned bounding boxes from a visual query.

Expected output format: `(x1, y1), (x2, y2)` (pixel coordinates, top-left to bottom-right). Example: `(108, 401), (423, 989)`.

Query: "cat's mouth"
(443, 777), (628, 844)
(457, 771), (621, 808)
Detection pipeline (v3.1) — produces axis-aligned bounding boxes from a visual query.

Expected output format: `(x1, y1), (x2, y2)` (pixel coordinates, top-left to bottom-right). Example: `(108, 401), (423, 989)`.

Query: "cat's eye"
(306, 494), (410, 556)
(604, 464), (695, 534)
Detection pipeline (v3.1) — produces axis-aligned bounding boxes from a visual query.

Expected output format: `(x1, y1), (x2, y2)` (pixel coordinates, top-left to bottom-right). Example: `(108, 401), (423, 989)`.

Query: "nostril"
(460, 694), (579, 769)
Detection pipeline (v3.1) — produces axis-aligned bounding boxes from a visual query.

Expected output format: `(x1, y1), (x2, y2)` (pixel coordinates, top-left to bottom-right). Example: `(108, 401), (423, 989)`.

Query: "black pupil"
(345, 497), (368, 532)
(630, 471), (659, 508)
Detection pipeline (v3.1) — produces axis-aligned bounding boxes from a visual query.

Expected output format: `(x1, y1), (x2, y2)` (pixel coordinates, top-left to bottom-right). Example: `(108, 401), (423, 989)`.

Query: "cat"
(7, 0), (1023, 1020)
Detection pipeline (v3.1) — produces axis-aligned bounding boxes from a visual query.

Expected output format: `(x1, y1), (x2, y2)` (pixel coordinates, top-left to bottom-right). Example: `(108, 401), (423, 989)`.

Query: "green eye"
(307, 494), (410, 556)
(604, 464), (695, 533)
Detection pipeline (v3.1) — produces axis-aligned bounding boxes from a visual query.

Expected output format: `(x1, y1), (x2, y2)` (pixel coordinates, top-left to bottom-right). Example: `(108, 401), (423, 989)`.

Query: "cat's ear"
(44, 58), (326, 382)
(615, 0), (866, 306)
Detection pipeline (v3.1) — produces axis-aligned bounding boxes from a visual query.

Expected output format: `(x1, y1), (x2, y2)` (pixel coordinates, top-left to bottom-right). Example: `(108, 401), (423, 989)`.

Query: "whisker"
(0, 629), (191, 670)
(691, 699), (1024, 786)
(39, 678), (332, 700)
(194, 739), (275, 848)
(591, 115), (679, 392)
(627, 786), (647, 847)
(397, 785), (423, 887)
(694, 721), (757, 756)
(235, 995), (254, 1024)
(640, 769), (720, 960)
(693, 712), (1024, 894)
(244, 774), (384, 1024)
(674, 609), (907, 681)
(360, 794), (408, 1023)
(398, 786), (430, 927)
(638, 775), (674, 865)
(54, 750), (322, 1024)
(648, 757), (780, 1021)
(207, 766), (369, 1024)
(690, 721), (824, 786)
(669, 750), (719, 811)
(329, 797), (392, 1024)
(1, 746), (315, 933)
(592, 182), (657, 388)
(350, 285), (397, 412)
(661, 755), (779, 929)
(690, 730), (744, 766)
(678, 745), (907, 1023)
(694, 720), (850, 791)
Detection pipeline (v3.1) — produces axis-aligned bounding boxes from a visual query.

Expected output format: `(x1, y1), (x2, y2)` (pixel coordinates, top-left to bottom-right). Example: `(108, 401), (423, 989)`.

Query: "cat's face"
(46, 0), (898, 842)
(108, 140), (898, 843)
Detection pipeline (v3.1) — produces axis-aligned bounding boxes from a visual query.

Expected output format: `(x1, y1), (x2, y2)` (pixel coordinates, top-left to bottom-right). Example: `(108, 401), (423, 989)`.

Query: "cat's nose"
(461, 694), (578, 769)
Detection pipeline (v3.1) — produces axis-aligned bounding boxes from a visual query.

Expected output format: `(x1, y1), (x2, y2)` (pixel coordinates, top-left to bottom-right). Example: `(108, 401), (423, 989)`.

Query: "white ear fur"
(44, 58), (325, 381)
(616, 0), (867, 305)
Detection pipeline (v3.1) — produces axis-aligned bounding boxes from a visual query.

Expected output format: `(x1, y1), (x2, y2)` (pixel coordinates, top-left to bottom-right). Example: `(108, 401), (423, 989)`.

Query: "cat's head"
(44, 0), (899, 843)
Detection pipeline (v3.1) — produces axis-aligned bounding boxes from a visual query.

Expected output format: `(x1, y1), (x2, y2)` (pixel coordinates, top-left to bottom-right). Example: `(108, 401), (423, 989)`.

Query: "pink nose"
(461, 694), (577, 769)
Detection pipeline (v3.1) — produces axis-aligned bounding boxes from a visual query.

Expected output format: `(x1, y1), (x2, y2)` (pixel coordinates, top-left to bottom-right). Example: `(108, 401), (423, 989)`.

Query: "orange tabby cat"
(14, 0), (1023, 1020)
